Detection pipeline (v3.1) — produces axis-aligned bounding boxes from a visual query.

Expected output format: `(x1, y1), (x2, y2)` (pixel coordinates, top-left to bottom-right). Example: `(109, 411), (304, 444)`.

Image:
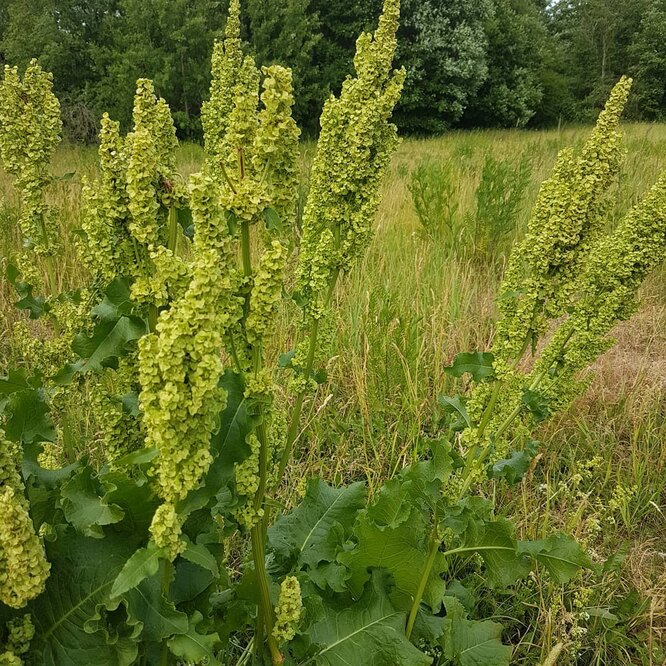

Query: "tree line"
(1, 0), (665, 141)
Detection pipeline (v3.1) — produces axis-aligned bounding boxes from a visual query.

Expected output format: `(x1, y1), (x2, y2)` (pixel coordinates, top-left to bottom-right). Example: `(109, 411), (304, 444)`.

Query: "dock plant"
(1, 1), (665, 665)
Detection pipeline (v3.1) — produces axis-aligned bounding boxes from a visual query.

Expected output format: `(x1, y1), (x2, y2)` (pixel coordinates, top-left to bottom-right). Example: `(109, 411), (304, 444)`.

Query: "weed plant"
(0, 4), (664, 663)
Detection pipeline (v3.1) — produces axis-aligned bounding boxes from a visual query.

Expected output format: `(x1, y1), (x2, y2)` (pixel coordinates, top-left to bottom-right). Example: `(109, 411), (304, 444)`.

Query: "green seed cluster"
(2, 615), (34, 659)
(149, 502), (184, 561)
(492, 77), (632, 370)
(461, 77), (666, 470)
(531, 169), (666, 411)
(80, 115), (133, 282)
(201, 0), (243, 170)
(296, 0), (405, 320)
(80, 80), (183, 308)
(0, 60), (62, 259)
(253, 66), (301, 227)
(203, 0), (299, 215)
(272, 576), (303, 643)
(233, 434), (263, 529)
(0, 434), (50, 609)
(139, 174), (236, 555)
(91, 356), (144, 462)
(246, 240), (288, 346)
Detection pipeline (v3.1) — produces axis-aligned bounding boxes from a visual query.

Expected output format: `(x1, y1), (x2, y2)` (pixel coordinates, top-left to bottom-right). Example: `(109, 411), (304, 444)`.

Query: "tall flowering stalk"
(80, 79), (185, 320)
(278, 0), (405, 488)
(139, 174), (236, 558)
(404, 78), (666, 637)
(459, 77), (637, 487)
(0, 60), (62, 290)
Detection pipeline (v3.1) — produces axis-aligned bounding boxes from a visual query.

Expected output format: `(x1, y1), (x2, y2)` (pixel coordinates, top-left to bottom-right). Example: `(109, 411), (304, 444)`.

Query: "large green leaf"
(178, 370), (251, 516)
(4, 387), (55, 444)
(519, 534), (591, 583)
(29, 526), (139, 665)
(269, 478), (366, 570)
(443, 352), (495, 382)
(54, 315), (147, 384)
(59, 467), (125, 537)
(302, 570), (431, 666)
(91, 277), (135, 322)
(168, 611), (221, 665)
(439, 596), (512, 666)
(122, 574), (188, 643)
(461, 519), (532, 589)
(6, 263), (50, 319)
(0, 368), (36, 395)
(490, 441), (540, 484)
(338, 507), (447, 611)
(368, 441), (452, 528)
(111, 542), (165, 599)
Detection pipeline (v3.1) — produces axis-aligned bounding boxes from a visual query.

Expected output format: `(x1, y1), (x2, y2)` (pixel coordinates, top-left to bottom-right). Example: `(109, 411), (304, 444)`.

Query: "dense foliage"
(2, 0), (666, 138)
(1, 0), (666, 664)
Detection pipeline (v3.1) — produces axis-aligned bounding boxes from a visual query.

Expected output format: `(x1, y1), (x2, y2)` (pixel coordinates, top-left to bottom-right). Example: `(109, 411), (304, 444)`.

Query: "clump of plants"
(1, 2), (665, 665)
(408, 158), (461, 243)
(409, 150), (532, 261)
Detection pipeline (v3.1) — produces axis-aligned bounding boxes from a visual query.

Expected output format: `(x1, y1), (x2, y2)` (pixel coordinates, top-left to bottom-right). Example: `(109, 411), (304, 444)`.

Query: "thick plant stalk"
(273, 267), (340, 494)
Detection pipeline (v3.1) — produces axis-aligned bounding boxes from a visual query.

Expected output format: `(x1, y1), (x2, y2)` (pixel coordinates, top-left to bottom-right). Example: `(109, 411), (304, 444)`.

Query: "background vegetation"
(2, 0), (666, 139)
(1, 124), (665, 663)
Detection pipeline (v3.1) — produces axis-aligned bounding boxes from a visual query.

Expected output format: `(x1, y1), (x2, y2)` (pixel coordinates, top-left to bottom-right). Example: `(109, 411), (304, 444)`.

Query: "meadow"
(1, 121), (665, 664)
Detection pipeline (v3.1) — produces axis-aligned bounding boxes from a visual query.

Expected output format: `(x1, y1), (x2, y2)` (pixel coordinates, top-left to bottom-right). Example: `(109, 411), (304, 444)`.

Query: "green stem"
(459, 329), (576, 499)
(168, 204), (179, 253)
(148, 305), (159, 333)
(159, 560), (171, 665)
(405, 505), (439, 639)
(250, 527), (283, 665)
(238, 200), (281, 664)
(37, 211), (57, 295)
(273, 268), (340, 494)
(241, 221), (252, 276)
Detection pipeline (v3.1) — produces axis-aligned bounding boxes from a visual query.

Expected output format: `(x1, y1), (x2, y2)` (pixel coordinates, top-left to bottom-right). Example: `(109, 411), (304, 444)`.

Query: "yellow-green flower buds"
(149, 502), (183, 561)
(246, 240), (288, 346)
(202, 0), (244, 170)
(492, 77), (632, 368)
(138, 175), (235, 504)
(296, 0), (404, 317)
(253, 66), (301, 227)
(223, 57), (260, 177)
(233, 434), (263, 529)
(0, 60), (62, 256)
(80, 115), (134, 282)
(4, 615), (34, 657)
(272, 576), (302, 643)
(531, 169), (666, 412)
(127, 125), (161, 247)
(0, 485), (50, 608)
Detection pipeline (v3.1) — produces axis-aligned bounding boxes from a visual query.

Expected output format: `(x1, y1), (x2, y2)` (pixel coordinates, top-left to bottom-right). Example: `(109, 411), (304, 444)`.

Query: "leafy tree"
(393, 0), (493, 134)
(464, 0), (547, 128)
(245, 0), (322, 132)
(91, 0), (226, 138)
(629, 0), (666, 119)
(548, 0), (647, 118)
(1, 0), (117, 137)
(306, 0), (381, 131)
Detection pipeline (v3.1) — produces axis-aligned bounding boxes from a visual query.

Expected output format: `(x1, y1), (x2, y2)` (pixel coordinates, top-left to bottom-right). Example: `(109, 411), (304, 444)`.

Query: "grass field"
(1, 123), (665, 664)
